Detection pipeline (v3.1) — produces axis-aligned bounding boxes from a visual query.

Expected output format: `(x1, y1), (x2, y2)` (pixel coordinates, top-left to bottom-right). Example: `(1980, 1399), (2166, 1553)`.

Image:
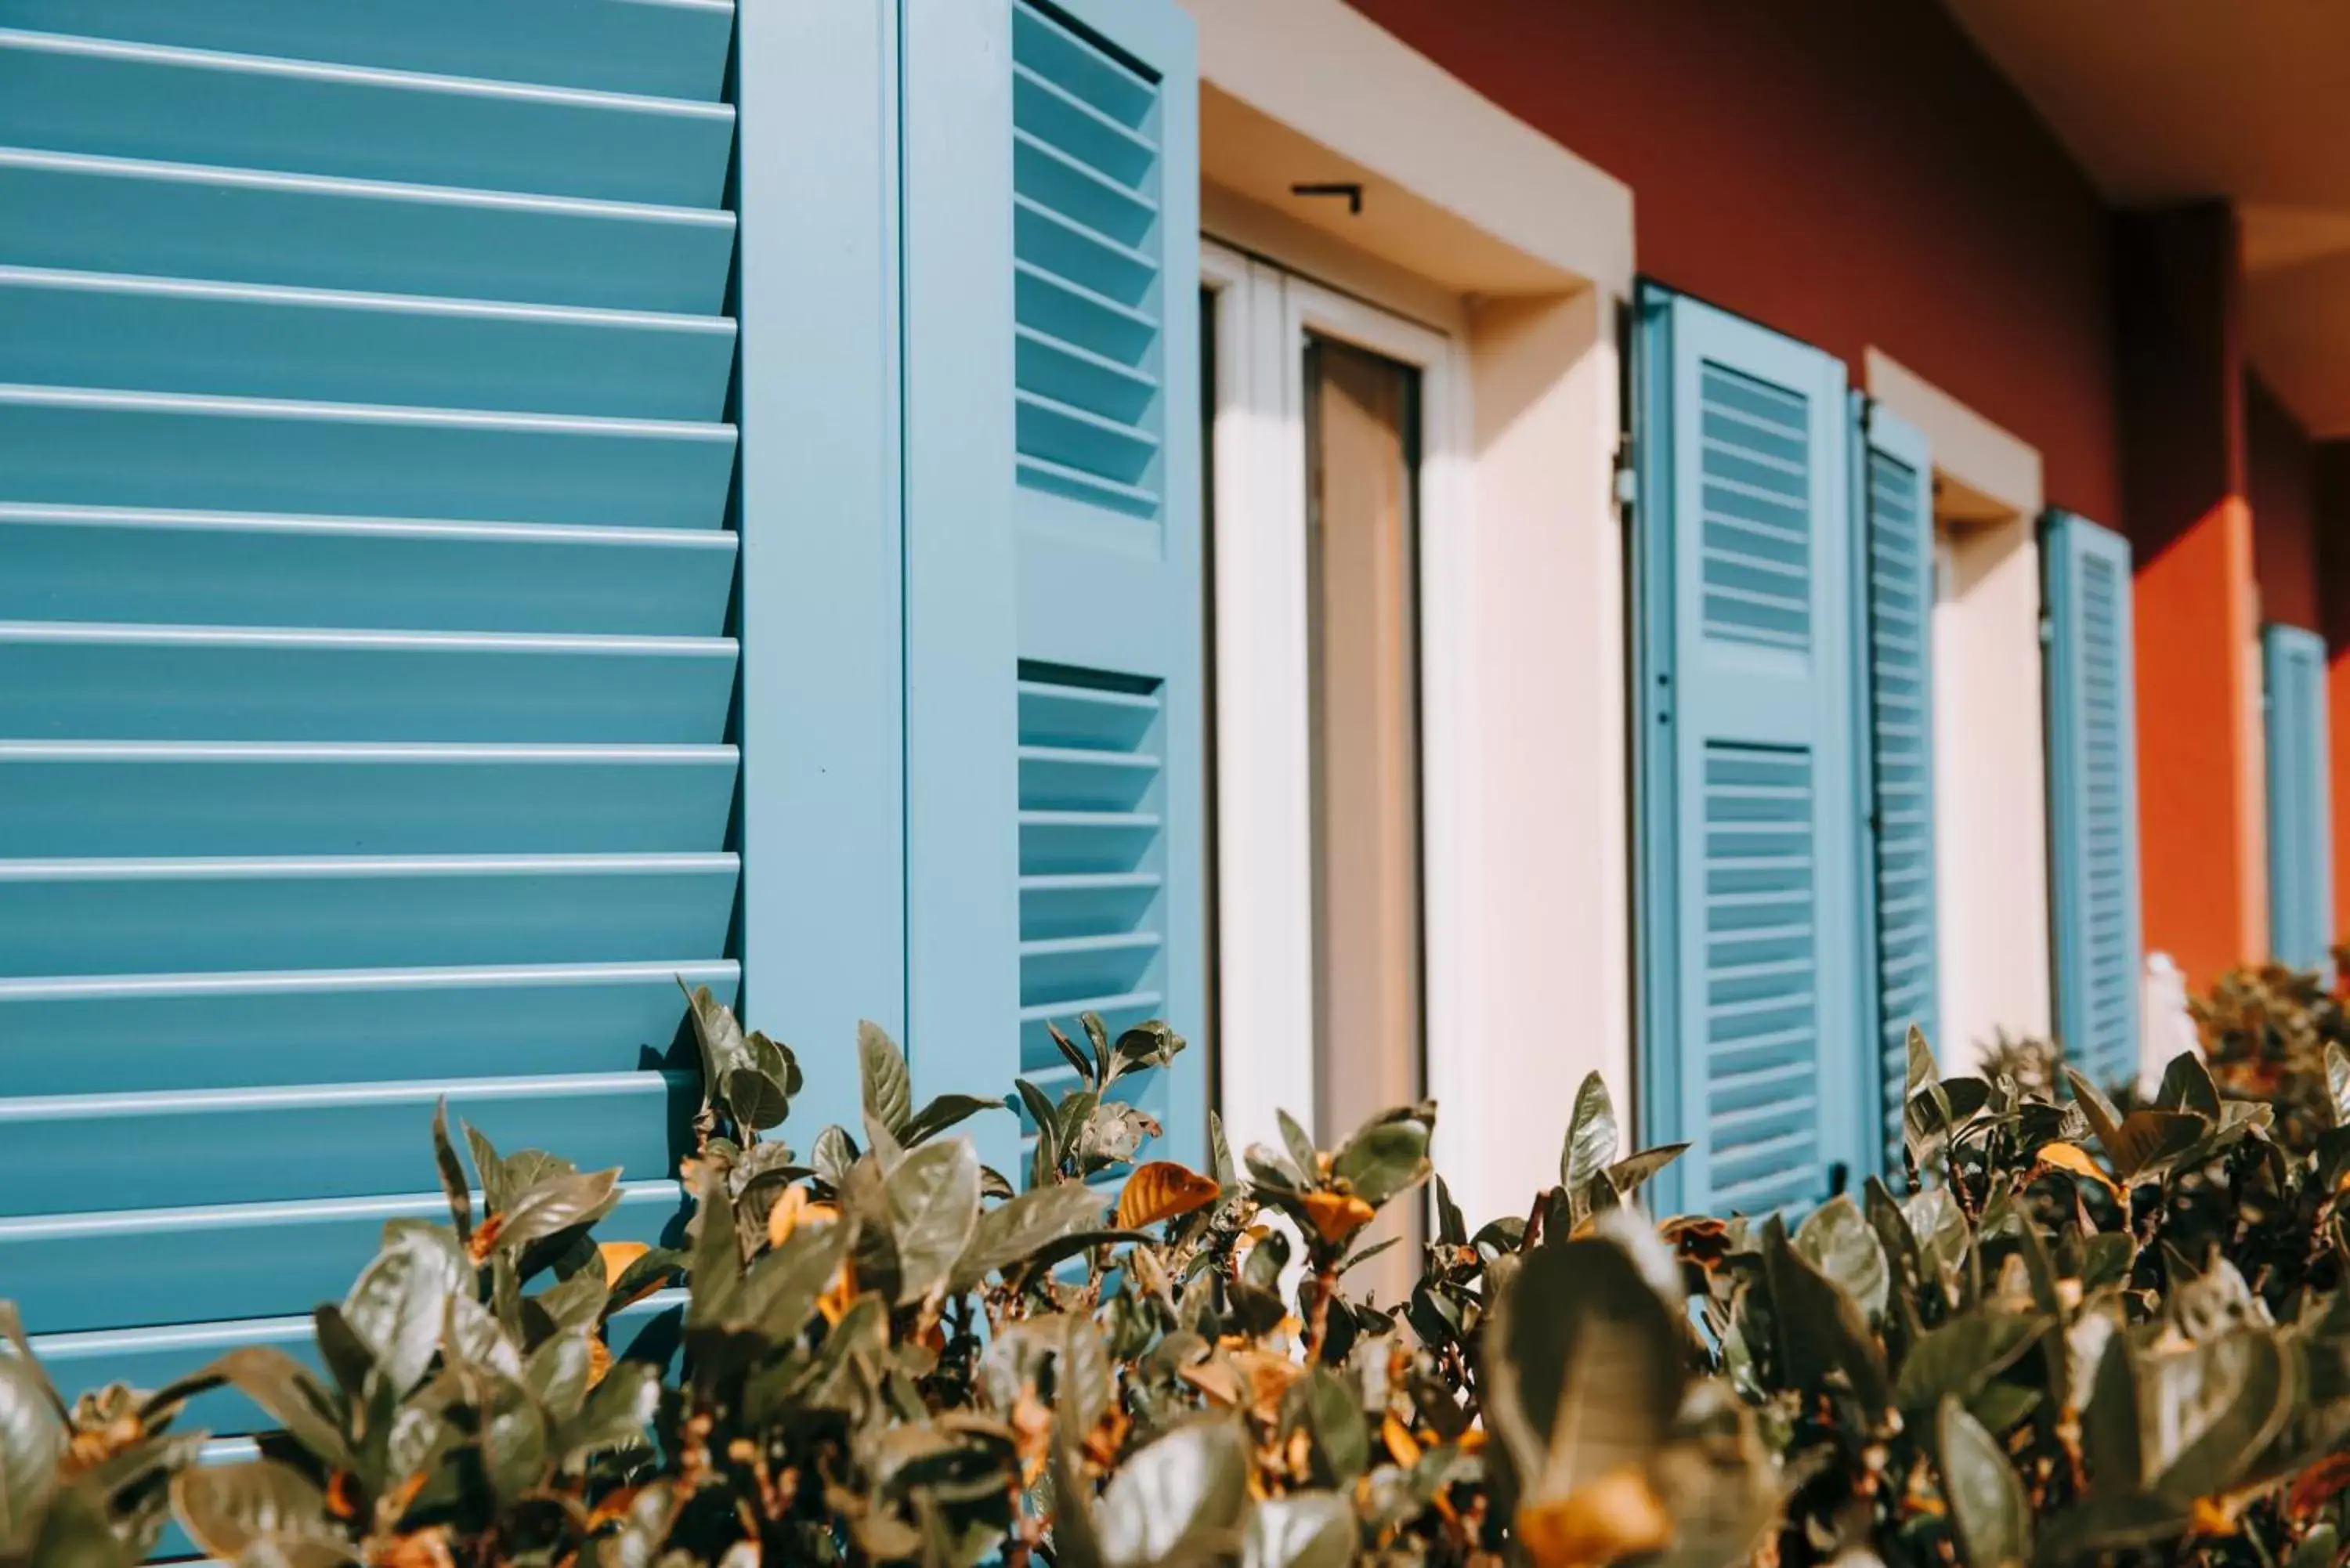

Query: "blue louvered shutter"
(903, 0), (1205, 1178)
(1854, 399), (1940, 1173)
(0, 2), (741, 1427)
(2263, 623), (2334, 970)
(2043, 510), (2143, 1088)
(1636, 287), (1864, 1217)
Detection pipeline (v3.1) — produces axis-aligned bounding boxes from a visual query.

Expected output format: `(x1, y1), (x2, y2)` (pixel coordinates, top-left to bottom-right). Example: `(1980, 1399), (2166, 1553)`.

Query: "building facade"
(2, 0), (2345, 1425)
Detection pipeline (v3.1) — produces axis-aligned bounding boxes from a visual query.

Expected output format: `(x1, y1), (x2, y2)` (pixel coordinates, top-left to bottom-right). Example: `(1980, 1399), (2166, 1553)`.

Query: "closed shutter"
(1854, 399), (1939, 1172)
(0, 3), (738, 1425)
(2043, 509), (2143, 1087)
(904, 0), (1204, 1176)
(2263, 623), (2334, 970)
(1636, 287), (1865, 1217)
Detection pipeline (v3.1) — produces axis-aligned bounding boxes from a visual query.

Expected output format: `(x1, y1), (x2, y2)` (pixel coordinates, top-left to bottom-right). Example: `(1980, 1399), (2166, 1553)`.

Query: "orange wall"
(2117, 204), (2265, 985)
(1343, 0), (2124, 522)
(2249, 373), (2321, 634)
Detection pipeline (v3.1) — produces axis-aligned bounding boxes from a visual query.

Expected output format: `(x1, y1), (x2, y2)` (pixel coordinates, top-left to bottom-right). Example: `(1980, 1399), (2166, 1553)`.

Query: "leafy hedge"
(9, 992), (2350, 1568)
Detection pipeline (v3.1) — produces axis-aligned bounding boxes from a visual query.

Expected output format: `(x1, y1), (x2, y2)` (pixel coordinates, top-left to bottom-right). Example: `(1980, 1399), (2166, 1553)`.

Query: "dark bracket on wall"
(1290, 181), (1364, 215)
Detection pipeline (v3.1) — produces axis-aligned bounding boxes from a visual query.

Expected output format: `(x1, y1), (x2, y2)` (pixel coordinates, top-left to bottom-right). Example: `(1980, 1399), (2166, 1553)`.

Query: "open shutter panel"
(2263, 623), (2334, 970)
(903, 0), (1203, 1180)
(2043, 510), (2143, 1089)
(0, 2), (736, 1422)
(1855, 399), (1939, 1173)
(1010, 0), (1204, 1176)
(1637, 287), (1864, 1217)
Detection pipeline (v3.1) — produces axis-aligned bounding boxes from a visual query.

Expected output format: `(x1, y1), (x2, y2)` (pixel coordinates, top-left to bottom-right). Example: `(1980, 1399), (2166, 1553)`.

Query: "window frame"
(1198, 239), (1471, 1154)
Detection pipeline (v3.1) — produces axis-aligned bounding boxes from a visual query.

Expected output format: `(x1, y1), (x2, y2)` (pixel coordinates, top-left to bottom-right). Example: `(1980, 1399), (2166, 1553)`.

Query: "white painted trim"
(1181, 0), (1633, 297)
(1866, 349), (2044, 518)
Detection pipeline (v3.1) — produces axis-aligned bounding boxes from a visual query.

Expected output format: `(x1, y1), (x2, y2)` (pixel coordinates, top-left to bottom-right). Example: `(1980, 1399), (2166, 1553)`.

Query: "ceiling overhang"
(1944, 0), (2350, 438)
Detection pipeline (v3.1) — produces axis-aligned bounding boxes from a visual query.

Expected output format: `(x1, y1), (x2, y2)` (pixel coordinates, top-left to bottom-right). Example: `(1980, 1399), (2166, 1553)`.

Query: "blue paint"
(2263, 623), (2334, 970)
(2042, 510), (2143, 1086)
(1635, 285), (1863, 1218)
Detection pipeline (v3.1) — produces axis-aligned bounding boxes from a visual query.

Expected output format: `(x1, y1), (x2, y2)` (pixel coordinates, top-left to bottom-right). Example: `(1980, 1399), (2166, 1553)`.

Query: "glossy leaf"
(1562, 1071), (1618, 1193)
(1938, 1395), (2030, 1567)
(884, 1136), (982, 1304)
(859, 1019), (913, 1137)
(1095, 1421), (1252, 1567)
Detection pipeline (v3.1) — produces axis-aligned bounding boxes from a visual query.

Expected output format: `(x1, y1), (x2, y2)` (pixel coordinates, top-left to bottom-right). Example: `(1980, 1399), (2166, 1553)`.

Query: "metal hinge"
(1612, 443), (1639, 509)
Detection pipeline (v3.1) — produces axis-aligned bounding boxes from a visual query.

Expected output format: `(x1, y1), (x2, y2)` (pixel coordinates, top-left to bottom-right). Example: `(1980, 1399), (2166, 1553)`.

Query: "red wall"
(2249, 372), (2321, 632)
(1343, 0), (2123, 522)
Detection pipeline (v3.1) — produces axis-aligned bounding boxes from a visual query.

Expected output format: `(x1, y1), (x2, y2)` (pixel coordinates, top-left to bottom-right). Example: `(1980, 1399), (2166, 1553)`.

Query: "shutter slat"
(0, 4), (737, 1349)
(0, 742), (736, 856)
(0, 27), (734, 206)
(0, 266), (736, 420)
(2, 1180), (684, 1335)
(0, 149), (735, 312)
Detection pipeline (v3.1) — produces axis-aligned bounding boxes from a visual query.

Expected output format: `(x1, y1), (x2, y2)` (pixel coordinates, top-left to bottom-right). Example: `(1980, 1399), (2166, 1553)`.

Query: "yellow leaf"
(1383, 1411), (1423, 1468)
(599, 1241), (649, 1288)
(1300, 1190), (1376, 1244)
(1177, 1355), (1245, 1407)
(2034, 1141), (2123, 1201)
(1115, 1161), (1222, 1229)
(816, 1259), (858, 1325)
(2188, 1495), (2238, 1537)
(766, 1186), (809, 1248)
(1515, 1465), (1674, 1568)
(585, 1335), (613, 1390)
(1229, 1349), (1306, 1420)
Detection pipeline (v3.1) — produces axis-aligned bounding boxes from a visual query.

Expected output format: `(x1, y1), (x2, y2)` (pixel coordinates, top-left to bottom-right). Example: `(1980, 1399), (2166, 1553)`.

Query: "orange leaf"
(1383, 1411), (1423, 1468)
(2289, 1451), (2350, 1519)
(599, 1241), (649, 1288)
(585, 1335), (613, 1390)
(1300, 1190), (1376, 1244)
(1515, 1465), (1674, 1568)
(2034, 1141), (2123, 1201)
(1115, 1161), (1222, 1229)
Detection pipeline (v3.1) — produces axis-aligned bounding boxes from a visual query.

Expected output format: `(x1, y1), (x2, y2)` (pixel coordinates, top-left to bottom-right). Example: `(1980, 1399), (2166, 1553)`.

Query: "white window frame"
(1201, 240), (1472, 1161)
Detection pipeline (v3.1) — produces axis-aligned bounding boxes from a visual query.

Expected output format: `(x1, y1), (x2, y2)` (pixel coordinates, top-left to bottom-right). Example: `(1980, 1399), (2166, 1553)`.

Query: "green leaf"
(465, 1122), (510, 1216)
(342, 1223), (469, 1396)
(562, 1360), (659, 1467)
(1081, 1012), (1114, 1082)
(1059, 1315), (1114, 1438)
(1209, 1111), (1237, 1187)
(201, 1347), (353, 1471)
(522, 1331), (594, 1425)
(1603, 1143), (1687, 1202)
(682, 983), (754, 1097)
(1095, 1421), (1252, 1568)
(1480, 1235), (1683, 1505)
(1937, 1395), (2030, 1568)
(684, 1168), (745, 1328)
(2148, 1329), (2292, 1507)
(1561, 1072), (1618, 1194)
(884, 1136), (982, 1304)
(901, 1093), (1004, 1147)
(1244, 1143), (1307, 1192)
(1110, 1021), (1184, 1082)
(468, 1364), (550, 1502)
(1295, 1367), (1369, 1486)
(2081, 1232), (2135, 1292)
(1241, 1491), (1356, 1568)
(1794, 1194), (1889, 1321)
(859, 1019), (914, 1137)
(1278, 1110), (1321, 1182)
(494, 1167), (622, 1255)
(430, 1097), (472, 1247)
(723, 1028), (797, 1133)
(1330, 1117), (1432, 1209)
(0, 1357), (67, 1548)
(737, 1221), (848, 1337)
(950, 1181), (1108, 1291)
(1015, 1078), (1063, 1186)
(1907, 1024), (1937, 1096)
(2154, 1050), (2222, 1119)
(1762, 1214), (1891, 1416)
(1047, 1020), (1096, 1088)
(2080, 1329), (2143, 1494)
(811, 1124), (859, 1190)
(1902, 1184), (1970, 1281)
(2330, 1040), (2350, 1129)
(169, 1461), (354, 1568)
(1893, 1310), (2047, 1414)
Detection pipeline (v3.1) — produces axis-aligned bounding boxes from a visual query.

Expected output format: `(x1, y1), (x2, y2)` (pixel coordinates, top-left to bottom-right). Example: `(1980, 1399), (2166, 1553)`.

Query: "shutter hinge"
(2037, 613), (2055, 647)
(1612, 444), (1639, 510)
